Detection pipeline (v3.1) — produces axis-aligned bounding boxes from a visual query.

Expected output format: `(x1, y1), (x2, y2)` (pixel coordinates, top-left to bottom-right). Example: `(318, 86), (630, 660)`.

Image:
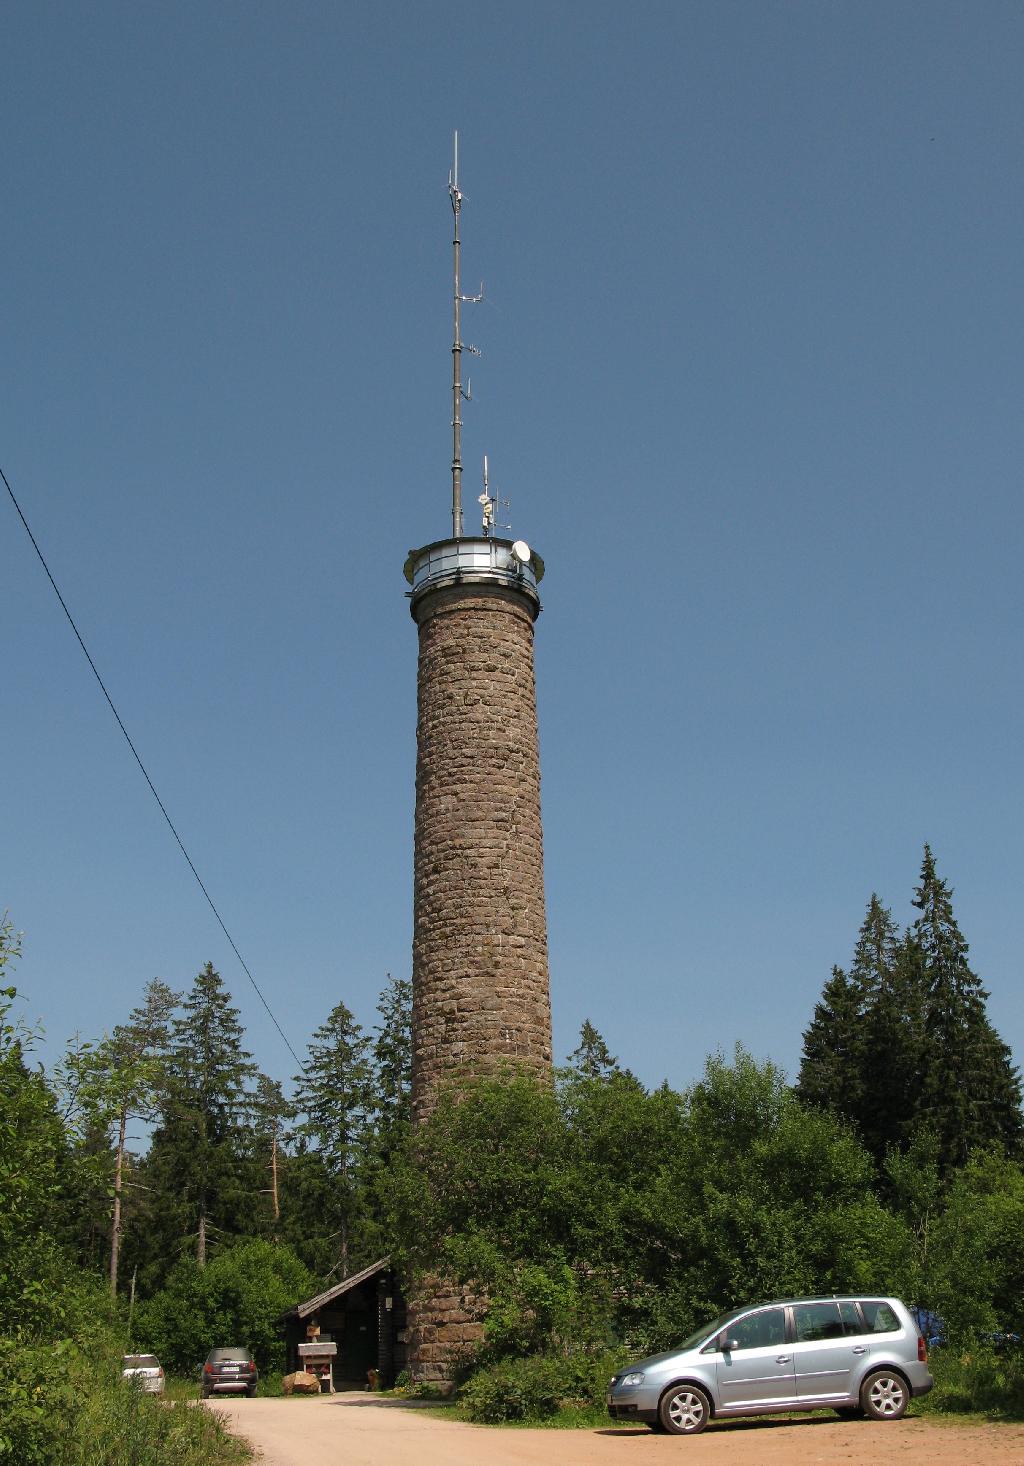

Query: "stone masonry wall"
(404, 1276), (487, 1387)
(411, 582), (552, 1121)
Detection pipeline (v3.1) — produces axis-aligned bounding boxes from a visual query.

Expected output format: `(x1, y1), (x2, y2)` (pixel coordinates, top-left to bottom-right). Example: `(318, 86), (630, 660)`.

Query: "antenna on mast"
(449, 130), (483, 539)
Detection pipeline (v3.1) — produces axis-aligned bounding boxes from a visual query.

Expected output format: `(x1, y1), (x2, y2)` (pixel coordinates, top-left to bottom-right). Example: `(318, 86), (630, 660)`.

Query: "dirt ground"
(207, 1392), (1024, 1466)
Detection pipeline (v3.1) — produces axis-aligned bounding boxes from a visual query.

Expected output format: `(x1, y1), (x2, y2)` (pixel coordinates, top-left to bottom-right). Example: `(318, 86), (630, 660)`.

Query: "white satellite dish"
(511, 539), (531, 564)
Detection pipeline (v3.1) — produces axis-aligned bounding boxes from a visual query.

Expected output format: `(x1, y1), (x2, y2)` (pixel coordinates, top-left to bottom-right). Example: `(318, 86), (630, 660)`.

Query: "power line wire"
(3, 462), (303, 1069)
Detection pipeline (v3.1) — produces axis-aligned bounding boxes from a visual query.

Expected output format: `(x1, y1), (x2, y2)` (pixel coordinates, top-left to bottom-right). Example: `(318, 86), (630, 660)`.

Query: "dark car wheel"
(659, 1384), (711, 1435)
(861, 1370), (909, 1420)
(246, 1386), (257, 1397)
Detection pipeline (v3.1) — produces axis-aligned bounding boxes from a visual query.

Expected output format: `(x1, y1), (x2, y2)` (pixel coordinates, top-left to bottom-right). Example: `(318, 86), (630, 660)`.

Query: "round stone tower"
(404, 536), (552, 1121)
(403, 536), (552, 1385)
(402, 139), (553, 1383)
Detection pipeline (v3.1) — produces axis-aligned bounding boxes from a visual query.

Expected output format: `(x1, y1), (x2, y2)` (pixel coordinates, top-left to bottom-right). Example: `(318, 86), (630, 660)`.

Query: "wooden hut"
(279, 1257), (407, 1390)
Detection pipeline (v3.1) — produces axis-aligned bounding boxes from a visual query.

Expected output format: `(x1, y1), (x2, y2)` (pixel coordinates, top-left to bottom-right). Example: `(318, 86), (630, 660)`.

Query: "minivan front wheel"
(861, 1370), (909, 1420)
(659, 1384), (711, 1435)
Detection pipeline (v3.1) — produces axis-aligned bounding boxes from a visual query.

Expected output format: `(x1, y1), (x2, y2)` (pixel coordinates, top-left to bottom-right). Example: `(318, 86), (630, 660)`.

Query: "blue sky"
(5, 2), (1022, 1095)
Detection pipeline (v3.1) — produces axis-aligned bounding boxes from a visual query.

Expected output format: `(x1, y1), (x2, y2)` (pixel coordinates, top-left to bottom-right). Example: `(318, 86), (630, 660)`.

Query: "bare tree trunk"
(110, 1106), (127, 1296)
(197, 1211), (207, 1268)
(270, 1122), (280, 1241)
(340, 1148), (349, 1278)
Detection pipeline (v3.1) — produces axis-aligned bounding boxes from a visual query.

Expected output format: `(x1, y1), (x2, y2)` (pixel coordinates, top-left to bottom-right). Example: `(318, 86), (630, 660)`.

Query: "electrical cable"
(3, 462), (303, 1069)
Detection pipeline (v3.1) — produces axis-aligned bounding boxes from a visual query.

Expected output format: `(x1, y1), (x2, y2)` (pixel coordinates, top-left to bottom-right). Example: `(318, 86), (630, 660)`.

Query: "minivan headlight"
(620, 1371), (645, 1387)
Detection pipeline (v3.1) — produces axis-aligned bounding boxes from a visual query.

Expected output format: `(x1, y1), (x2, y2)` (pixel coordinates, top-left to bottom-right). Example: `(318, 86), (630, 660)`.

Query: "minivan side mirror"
(720, 1337), (741, 1353)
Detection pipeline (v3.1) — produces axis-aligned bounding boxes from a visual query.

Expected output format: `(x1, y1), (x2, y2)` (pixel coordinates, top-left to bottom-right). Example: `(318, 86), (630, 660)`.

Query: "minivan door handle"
(852, 1346), (867, 1355)
(776, 1355), (791, 1364)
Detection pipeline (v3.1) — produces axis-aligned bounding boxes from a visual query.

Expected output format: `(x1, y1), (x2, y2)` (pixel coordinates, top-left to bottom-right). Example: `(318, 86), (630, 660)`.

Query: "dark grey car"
(201, 1347), (258, 1397)
(607, 1295), (933, 1435)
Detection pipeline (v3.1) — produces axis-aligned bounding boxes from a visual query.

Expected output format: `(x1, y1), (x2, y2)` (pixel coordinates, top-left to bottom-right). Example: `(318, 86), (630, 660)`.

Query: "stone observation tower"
(402, 138), (553, 1379)
(404, 136), (553, 1121)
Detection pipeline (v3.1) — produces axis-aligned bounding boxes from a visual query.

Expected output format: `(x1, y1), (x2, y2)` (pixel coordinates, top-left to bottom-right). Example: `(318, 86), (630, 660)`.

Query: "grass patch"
(77, 1379), (252, 1466)
(0, 1341), (251, 1466)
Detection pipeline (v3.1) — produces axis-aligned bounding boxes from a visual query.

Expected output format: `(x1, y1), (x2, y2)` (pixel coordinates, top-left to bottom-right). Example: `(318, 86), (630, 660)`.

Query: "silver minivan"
(608, 1295), (933, 1435)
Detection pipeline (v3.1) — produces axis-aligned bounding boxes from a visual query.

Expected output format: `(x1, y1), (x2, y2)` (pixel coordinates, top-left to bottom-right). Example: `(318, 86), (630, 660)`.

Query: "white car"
(121, 1353), (165, 1394)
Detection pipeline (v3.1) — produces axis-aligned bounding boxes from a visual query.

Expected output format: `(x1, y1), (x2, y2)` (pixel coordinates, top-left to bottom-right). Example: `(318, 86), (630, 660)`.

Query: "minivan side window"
(792, 1302), (861, 1342)
(860, 1301), (900, 1333)
(724, 1308), (787, 1350)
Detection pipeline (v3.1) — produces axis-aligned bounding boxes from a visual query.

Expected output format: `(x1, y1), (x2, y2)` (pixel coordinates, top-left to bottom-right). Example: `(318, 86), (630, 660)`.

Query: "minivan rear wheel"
(659, 1384), (711, 1435)
(861, 1369), (909, 1420)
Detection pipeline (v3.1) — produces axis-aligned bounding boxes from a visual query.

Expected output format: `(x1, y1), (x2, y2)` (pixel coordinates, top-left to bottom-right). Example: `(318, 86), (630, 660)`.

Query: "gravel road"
(207, 1392), (1024, 1466)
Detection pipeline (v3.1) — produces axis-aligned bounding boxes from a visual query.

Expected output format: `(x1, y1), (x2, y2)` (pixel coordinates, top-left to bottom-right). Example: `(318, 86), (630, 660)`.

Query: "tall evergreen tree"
(858, 929), (928, 1164)
(795, 964), (865, 1118)
(797, 895), (904, 1146)
(367, 973), (412, 1158)
(799, 854), (1023, 1178)
(912, 845), (1022, 1171)
(565, 1019), (620, 1080)
(143, 962), (258, 1274)
(293, 999), (373, 1277)
(848, 893), (901, 1001)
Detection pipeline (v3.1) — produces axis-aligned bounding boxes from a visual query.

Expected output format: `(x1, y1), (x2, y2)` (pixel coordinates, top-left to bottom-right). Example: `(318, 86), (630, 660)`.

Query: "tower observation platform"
(404, 535), (544, 616)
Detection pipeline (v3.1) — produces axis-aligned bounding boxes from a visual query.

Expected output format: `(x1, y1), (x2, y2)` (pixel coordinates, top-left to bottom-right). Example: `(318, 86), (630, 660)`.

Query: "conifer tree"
(795, 964), (864, 1118)
(368, 973), (412, 1157)
(293, 1000), (373, 1277)
(912, 845), (1022, 1172)
(565, 1019), (620, 1080)
(798, 853), (1023, 1178)
(797, 895), (905, 1145)
(858, 930), (928, 1164)
(144, 962), (258, 1272)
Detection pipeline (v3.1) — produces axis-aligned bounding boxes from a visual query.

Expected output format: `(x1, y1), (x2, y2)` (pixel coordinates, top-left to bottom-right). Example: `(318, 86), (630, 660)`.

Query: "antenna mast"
(449, 131), (482, 539)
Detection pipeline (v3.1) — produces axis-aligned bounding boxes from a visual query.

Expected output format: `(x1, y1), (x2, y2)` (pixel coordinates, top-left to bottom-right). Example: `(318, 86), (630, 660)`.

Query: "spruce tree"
(368, 973), (412, 1158)
(566, 1019), (620, 1080)
(143, 962), (258, 1273)
(796, 896), (904, 1145)
(912, 845), (1022, 1172)
(795, 964), (864, 1119)
(293, 1000), (374, 1277)
(858, 929), (927, 1164)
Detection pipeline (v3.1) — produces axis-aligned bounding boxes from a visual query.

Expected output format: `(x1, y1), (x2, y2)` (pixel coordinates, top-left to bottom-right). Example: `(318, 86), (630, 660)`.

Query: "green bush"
(135, 1239), (315, 1374)
(0, 1338), (77, 1464)
(459, 1350), (624, 1424)
(921, 1345), (1024, 1420)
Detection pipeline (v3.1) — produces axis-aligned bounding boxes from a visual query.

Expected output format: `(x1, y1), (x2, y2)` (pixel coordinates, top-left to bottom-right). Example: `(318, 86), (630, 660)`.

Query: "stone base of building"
(407, 1277), (486, 1387)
